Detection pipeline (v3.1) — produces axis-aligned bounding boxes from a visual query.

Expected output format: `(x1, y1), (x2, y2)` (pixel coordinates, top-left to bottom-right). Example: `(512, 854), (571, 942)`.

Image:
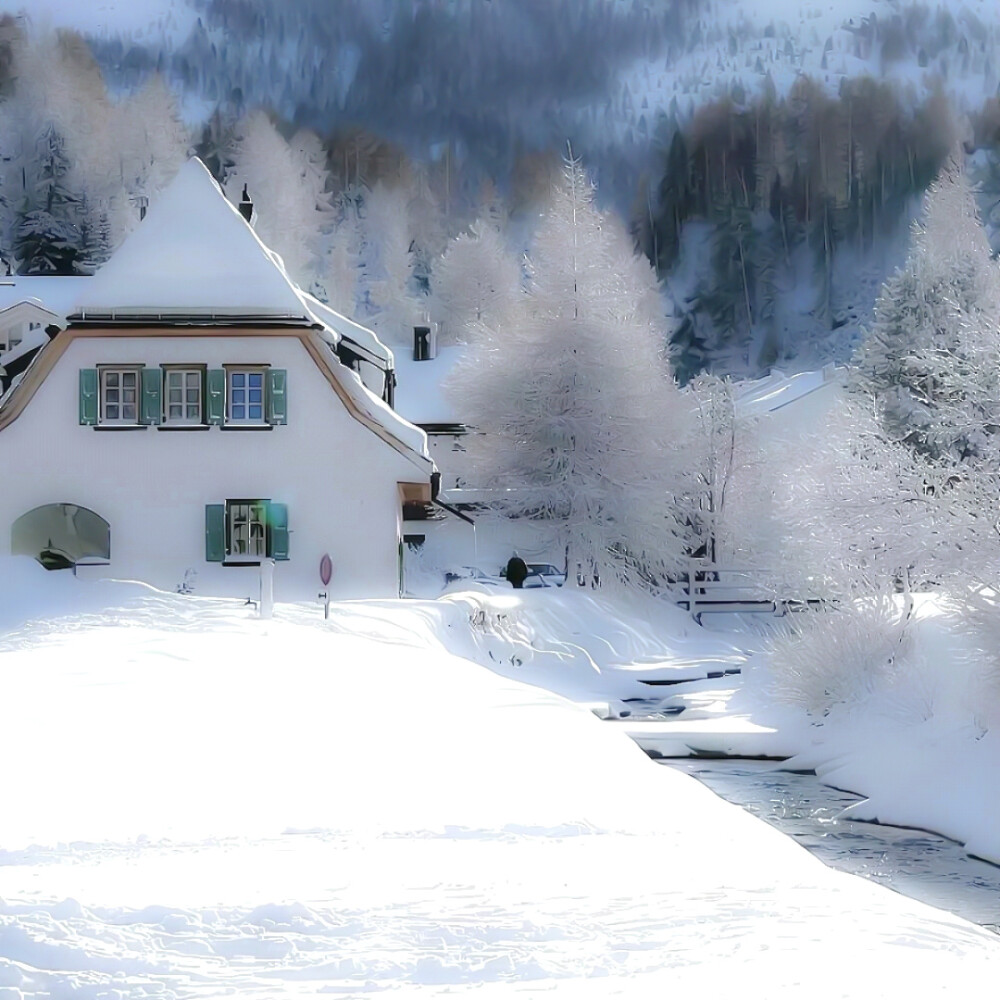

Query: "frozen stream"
(665, 759), (1000, 934)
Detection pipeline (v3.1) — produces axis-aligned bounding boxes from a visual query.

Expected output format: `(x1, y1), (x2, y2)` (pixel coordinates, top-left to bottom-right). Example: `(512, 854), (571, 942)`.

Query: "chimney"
(238, 183), (254, 224)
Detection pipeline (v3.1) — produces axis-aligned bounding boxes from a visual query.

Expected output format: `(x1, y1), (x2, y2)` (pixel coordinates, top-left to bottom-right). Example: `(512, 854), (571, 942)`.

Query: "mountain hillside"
(14, 0), (1000, 375)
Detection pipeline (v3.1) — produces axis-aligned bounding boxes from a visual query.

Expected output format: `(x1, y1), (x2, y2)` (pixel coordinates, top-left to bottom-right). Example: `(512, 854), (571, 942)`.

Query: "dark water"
(665, 759), (1000, 934)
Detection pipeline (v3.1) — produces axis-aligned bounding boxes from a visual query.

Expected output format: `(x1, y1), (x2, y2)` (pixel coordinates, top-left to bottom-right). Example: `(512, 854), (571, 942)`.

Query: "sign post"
(318, 553), (332, 619)
(259, 558), (274, 619)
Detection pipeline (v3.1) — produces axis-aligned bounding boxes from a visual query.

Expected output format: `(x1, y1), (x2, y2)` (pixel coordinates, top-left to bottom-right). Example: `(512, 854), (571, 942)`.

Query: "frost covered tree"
(14, 124), (83, 275)
(431, 218), (524, 345)
(117, 74), (190, 211)
(447, 155), (689, 591)
(322, 209), (364, 315)
(777, 394), (982, 600)
(227, 112), (331, 287)
(361, 182), (423, 345)
(854, 154), (1000, 465)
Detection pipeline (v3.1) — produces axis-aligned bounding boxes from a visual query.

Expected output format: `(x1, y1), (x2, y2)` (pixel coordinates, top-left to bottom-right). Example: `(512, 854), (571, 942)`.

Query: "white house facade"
(0, 159), (435, 601)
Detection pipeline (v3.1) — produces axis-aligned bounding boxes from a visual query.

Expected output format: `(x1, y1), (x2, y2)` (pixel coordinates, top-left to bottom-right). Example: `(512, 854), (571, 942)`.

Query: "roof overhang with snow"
(300, 292), (393, 370)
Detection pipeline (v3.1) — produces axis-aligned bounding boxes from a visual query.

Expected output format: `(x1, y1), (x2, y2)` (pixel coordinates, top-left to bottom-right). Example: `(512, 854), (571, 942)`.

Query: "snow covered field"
(3, 559), (1000, 997)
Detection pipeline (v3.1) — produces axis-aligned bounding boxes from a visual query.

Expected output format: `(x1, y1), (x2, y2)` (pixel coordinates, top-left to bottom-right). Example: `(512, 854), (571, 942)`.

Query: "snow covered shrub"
(949, 589), (1000, 736)
(763, 595), (913, 715)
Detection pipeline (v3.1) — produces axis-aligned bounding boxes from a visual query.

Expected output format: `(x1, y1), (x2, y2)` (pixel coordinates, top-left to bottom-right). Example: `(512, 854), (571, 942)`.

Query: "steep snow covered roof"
(70, 158), (312, 322)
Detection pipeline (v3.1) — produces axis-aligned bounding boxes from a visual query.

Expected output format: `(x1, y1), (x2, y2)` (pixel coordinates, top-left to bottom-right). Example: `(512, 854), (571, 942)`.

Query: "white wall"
(0, 333), (424, 601)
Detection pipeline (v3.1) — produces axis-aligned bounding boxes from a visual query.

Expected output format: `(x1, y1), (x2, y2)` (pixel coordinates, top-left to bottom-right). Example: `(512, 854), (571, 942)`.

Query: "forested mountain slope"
(11, 0), (1000, 376)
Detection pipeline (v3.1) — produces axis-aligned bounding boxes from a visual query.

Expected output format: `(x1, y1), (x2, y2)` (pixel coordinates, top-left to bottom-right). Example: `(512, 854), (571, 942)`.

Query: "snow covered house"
(0, 158), (436, 599)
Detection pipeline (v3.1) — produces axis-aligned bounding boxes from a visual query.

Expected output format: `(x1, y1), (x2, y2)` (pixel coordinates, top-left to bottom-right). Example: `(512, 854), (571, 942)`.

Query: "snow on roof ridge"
(71, 158), (312, 322)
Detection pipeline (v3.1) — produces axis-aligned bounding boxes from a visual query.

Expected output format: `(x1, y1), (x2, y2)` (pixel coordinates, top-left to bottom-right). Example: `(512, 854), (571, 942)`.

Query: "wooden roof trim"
(0, 326), (435, 480)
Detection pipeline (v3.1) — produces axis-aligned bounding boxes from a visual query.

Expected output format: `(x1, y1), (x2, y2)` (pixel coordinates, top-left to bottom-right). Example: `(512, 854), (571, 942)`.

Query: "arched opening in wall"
(11, 504), (111, 571)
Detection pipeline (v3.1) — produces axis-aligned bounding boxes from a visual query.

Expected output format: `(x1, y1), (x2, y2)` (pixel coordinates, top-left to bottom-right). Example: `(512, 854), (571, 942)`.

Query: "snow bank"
(3, 575), (999, 995)
(432, 587), (747, 709)
(0, 555), (155, 635)
(663, 594), (1000, 863)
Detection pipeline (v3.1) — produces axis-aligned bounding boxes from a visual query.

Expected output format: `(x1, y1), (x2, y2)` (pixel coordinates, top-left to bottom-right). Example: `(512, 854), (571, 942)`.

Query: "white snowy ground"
(3, 560), (1000, 998)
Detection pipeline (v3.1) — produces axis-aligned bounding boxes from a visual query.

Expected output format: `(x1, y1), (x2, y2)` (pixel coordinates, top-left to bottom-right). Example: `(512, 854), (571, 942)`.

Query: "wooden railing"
(675, 561), (824, 622)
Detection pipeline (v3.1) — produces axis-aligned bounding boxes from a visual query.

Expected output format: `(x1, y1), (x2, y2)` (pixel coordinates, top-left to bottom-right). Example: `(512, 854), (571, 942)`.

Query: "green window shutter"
(205, 504), (225, 562)
(266, 369), (287, 425)
(139, 366), (161, 425)
(206, 369), (226, 424)
(268, 502), (289, 560)
(79, 369), (98, 425)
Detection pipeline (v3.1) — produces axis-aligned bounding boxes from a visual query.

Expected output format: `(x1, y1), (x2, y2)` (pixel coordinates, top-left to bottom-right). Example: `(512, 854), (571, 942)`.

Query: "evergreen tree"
(853, 154), (1000, 465)
(14, 125), (84, 275)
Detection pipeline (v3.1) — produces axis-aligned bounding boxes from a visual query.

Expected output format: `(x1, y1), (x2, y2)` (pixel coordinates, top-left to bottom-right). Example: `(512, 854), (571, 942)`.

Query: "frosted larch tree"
(431, 218), (524, 346)
(362, 181), (423, 346)
(227, 111), (330, 287)
(447, 154), (688, 591)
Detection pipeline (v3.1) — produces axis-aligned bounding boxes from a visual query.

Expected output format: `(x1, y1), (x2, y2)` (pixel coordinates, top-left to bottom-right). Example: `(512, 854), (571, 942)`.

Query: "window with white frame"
(227, 368), (265, 423)
(227, 500), (267, 559)
(100, 368), (140, 424)
(164, 368), (203, 424)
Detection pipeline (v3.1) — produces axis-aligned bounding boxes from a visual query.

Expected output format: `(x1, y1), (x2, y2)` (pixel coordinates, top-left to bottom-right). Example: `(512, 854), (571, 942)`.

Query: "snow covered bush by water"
(762, 596), (913, 715)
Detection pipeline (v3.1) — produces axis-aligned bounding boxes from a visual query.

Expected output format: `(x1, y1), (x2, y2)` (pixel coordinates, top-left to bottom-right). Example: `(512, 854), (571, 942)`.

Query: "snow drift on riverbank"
(3, 559), (1000, 996)
(639, 592), (1000, 865)
(745, 593), (1000, 863)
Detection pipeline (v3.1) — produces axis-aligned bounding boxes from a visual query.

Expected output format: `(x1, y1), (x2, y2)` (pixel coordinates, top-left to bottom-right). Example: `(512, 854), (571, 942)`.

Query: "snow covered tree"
(853, 154), (1000, 465)
(321, 209), (364, 315)
(431, 217), (524, 345)
(446, 155), (689, 592)
(14, 124), (84, 275)
(117, 74), (190, 210)
(361, 181), (423, 345)
(226, 112), (331, 287)
(776, 394), (981, 600)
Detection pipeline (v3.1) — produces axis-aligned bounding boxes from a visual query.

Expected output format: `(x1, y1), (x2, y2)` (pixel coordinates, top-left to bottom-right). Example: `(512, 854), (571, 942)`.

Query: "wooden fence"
(675, 561), (824, 623)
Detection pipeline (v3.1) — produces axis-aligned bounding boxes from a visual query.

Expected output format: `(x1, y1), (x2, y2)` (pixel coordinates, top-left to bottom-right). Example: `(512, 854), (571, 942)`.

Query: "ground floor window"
(205, 500), (289, 563)
(228, 501), (267, 558)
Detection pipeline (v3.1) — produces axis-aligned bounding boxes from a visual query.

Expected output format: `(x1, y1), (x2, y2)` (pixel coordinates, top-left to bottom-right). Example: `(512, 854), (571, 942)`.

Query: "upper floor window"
(227, 368), (265, 424)
(100, 368), (140, 424)
(80, 366), (287, 428)
(164, 368), (203, 424)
